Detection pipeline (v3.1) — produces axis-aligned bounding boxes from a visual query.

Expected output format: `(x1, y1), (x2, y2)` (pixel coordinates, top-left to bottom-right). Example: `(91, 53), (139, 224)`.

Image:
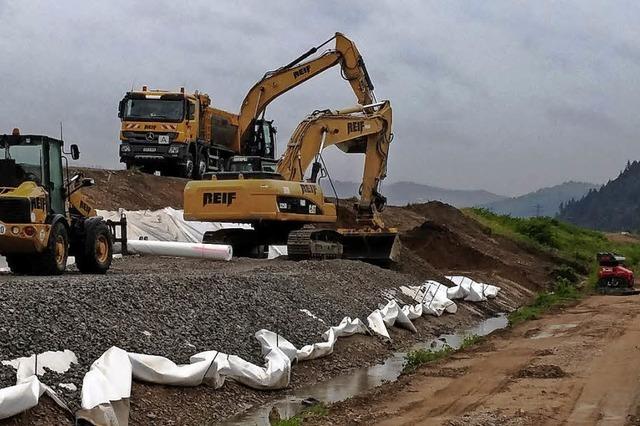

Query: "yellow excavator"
(118, 32), (375, 178)
(183, 100), (399, 264)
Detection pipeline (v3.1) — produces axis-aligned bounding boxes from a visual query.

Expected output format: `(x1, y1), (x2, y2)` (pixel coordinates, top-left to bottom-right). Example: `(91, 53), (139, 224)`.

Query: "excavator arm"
(236, 32), (375, 154)
(277, 100), (393, 228)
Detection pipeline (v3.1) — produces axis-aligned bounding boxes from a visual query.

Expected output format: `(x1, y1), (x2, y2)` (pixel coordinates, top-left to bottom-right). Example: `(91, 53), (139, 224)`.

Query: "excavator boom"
(236, 32), (375, 154)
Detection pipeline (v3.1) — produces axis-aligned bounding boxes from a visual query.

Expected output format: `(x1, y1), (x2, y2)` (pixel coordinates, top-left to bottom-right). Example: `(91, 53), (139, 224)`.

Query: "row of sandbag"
(0, 276), (499, 424)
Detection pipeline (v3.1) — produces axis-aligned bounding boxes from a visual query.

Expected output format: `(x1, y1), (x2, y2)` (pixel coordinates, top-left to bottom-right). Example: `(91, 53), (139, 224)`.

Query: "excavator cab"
(242, 119), (277, 159)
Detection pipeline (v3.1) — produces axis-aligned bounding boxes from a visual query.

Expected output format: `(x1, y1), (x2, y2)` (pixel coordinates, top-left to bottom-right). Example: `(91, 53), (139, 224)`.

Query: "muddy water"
(221, 314), (508, 425)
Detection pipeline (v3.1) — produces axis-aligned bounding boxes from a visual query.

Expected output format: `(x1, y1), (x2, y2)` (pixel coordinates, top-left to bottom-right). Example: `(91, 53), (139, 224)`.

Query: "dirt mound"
(399, 202), (555, 291)
(516, 364), (567, 378)
(406, 201), (492, 238)
(73, 167), (187, 211)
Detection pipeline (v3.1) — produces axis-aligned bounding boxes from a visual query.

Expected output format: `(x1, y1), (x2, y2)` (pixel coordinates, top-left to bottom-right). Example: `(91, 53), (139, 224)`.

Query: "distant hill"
(481, 181), (599, 218)
(322, 180), (506, 207)
(558, 161), (640, 231)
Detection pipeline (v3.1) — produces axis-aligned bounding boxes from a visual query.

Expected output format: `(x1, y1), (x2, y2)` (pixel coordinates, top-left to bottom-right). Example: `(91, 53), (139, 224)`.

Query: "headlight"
(120, 145), (131, 152)
(168, 145), (180, 154)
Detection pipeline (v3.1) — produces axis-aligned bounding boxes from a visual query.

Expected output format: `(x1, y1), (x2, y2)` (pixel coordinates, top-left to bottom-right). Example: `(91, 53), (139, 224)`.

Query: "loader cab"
(0, 132), (78, 215)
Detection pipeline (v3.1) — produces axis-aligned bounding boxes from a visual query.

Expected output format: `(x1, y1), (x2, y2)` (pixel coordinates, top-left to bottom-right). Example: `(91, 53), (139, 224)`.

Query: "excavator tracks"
(287, 228), (343, 261)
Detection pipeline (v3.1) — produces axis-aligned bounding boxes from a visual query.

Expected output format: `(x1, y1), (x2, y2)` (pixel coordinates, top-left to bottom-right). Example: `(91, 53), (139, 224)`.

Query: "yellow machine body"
(184, 177), (336, 224)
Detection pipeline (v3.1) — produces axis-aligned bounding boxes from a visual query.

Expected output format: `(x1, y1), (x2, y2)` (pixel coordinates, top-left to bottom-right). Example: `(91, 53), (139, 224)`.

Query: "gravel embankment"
(0, 257), (423, 409)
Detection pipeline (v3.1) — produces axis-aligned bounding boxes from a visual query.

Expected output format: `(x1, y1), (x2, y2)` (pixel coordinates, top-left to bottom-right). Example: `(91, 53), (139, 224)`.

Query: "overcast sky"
(1, 1), (639, 196)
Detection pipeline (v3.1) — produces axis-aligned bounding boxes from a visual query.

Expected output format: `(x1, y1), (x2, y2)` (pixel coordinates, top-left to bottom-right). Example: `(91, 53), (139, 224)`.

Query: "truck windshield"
(123, 98), (184, 122)
(1, 144), (43, 185)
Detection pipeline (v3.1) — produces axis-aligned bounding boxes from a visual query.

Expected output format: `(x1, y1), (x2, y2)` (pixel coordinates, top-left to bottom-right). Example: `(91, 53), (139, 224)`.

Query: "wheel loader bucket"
(338, 229), (401, 266)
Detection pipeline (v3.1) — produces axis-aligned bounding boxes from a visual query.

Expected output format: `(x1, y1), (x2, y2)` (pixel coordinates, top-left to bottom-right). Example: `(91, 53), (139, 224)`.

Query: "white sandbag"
(367, 310), (390, 339)
(129, 352), (225, 388)
(126, 240), (232, 261)
(218, 349), (291, 390)
(81, 347), (132, 410)
(0, 377), (45, 419)
(446, 282), (469, 300)
(380, 300), (417, 333)
(0, 352), (73, 421)
(254, 330), (298, 362)
(401, 303), (423, 320)
(297, 317), (368, 361)
(446, 276), (501, 302)
(404, 281), (457, 316)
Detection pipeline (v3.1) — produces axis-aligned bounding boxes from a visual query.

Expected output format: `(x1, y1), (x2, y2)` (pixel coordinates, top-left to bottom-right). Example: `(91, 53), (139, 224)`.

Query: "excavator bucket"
(338, 229), (401, 266)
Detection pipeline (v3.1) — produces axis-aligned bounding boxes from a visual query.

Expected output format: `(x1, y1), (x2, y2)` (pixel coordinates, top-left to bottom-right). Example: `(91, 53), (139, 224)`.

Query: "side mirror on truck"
(117, 99), (125, 118)
(71, 144), (80, 160)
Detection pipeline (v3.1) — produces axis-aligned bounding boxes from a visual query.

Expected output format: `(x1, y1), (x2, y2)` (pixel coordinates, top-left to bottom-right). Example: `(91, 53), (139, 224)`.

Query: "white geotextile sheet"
(0, 357), (69, 420)
(97, 207), (250, 243)
(445, 276), (501, 301)
(0, 276), (500, 423)
(400, 281), (458, 316)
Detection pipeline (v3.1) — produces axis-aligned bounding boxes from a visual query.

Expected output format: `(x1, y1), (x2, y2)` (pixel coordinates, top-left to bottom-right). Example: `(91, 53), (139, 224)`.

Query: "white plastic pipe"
(126, 240), (232, 261)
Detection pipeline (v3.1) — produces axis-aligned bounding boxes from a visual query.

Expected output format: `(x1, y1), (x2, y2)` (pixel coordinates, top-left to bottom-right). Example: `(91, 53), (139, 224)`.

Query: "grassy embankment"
(467, 209), (640, 324)
(402, 211), (640, 372)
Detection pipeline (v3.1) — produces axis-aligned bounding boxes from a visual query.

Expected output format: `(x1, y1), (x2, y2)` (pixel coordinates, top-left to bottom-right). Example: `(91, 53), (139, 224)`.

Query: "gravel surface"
(0, 256), (424, 410)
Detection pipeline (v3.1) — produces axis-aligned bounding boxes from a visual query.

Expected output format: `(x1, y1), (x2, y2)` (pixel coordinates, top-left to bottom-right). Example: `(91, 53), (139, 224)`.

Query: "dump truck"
(118, 32), (374, 179)
(0, 129), (120, 275)
(118, 88), (262, 179)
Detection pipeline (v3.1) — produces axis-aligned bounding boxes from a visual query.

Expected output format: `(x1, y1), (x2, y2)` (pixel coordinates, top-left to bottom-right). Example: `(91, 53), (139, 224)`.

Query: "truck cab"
(118, 86), (277, 179)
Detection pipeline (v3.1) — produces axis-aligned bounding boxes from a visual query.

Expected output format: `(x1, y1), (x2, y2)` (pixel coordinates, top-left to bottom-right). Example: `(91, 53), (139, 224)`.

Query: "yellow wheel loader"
(0, 130), (121, 275)
(183, 100), (399, 264)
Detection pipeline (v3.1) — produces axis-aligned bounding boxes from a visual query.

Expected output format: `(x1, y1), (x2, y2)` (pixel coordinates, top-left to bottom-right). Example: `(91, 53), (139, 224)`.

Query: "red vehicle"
(597, 252), (635, 294)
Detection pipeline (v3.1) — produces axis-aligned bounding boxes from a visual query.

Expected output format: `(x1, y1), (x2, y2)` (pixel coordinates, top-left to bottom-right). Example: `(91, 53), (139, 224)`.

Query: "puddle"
(2, 349), (78, 375)
(221, 314), (508, 426)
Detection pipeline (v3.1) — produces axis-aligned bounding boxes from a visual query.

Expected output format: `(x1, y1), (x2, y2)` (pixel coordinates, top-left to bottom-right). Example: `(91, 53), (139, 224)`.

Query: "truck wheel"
(76, 220), (113, 274)
(180, 154), (194, 179)
(196, 153), (208, 179)
(6, 255), (32, 275)
(32, 222), (68, 275)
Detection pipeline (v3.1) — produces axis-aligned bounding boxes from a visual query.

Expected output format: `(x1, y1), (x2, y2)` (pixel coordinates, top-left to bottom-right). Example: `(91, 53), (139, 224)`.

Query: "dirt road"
(317, 295), (640, 425)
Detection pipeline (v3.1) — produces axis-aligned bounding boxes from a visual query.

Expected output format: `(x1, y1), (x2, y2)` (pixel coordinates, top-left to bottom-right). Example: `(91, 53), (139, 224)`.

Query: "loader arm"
(236, 32), (375, 154)
(276, 100), (393, 228)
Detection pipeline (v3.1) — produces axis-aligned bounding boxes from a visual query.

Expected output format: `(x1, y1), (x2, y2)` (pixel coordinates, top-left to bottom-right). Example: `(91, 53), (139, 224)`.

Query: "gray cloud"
(1, 0), (639, 196)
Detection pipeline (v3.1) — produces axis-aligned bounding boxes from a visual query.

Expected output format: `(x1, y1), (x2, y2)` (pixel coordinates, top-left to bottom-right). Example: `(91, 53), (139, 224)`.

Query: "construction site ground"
(0, 169), (634, 425)
(308, 294), (640, 426)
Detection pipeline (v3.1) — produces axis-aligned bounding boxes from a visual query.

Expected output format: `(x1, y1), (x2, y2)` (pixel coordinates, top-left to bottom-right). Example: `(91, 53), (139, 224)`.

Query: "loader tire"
(32, 222), (68, 275)
(75, 221), (113, 274)
(6, 255), (32, 275)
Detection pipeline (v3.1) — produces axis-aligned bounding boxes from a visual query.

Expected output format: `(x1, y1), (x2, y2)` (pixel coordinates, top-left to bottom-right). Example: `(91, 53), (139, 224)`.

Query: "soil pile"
(72, 167), (186, 210)
(399, 202), (555, 291)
